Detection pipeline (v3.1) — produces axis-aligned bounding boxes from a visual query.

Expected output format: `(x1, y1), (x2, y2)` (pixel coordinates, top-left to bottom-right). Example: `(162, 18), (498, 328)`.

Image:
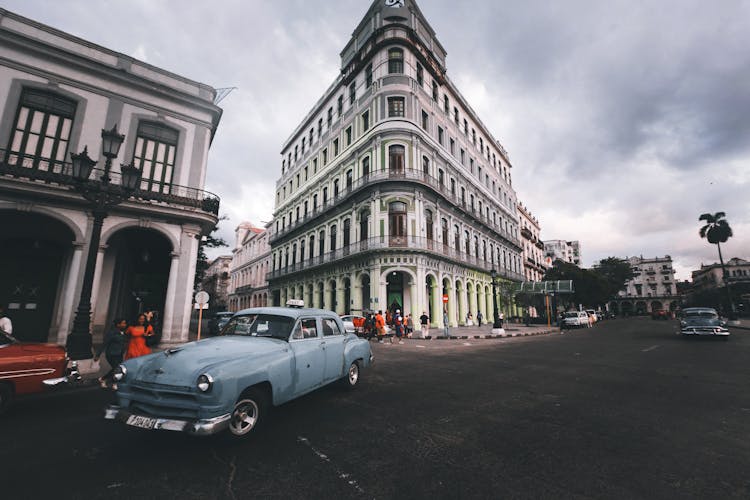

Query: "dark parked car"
(208, 312), (234, 336)
(679, 307), (729, 339)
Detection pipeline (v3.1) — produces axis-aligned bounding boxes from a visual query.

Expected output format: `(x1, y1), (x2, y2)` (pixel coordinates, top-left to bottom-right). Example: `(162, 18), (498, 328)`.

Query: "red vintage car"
(0, 329), (79, 414)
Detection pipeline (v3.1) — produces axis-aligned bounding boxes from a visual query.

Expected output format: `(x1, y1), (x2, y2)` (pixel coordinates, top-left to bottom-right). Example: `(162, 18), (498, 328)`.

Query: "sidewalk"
(404, 321), (559, 340)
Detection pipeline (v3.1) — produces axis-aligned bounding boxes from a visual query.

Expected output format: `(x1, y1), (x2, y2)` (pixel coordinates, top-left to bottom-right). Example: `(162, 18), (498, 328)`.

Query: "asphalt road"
(2, 318), (749, 499)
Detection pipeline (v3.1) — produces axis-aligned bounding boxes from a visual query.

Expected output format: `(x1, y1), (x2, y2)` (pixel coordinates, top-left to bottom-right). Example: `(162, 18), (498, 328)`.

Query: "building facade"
(689, 257), (750, 314)
(228, 222), (271, 312)
(201, 255), (232, 312)
(0, 10), (222, 345)
(267, 0), (524, 326)
(543, 240), (581, 267)
(518, 202), (546, 282)
(610, 256), (677, 315)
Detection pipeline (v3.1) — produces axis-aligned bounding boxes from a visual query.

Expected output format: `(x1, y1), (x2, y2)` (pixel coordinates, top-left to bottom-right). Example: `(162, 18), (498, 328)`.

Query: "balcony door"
(389, 201), (407, 247)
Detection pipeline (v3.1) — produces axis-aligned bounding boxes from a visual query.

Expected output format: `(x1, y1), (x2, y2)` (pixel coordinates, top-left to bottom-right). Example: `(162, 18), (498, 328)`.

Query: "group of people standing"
(361, 309), (434, 343)
(95, 311), (158, 389)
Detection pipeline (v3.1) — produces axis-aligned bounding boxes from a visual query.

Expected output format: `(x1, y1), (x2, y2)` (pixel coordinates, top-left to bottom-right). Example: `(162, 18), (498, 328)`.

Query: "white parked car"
(563, 311), (591, 328)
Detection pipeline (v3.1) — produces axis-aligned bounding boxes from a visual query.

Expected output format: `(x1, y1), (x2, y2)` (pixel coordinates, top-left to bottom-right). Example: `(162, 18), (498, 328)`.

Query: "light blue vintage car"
(104, 307), (373, 438)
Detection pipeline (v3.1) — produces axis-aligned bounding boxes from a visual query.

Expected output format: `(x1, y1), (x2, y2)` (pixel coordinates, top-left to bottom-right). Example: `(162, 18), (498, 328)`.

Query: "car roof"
(234, 307), (341, 320)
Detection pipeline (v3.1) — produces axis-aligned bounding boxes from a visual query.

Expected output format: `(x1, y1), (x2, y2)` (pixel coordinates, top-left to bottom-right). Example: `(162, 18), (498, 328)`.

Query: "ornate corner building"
(227, 222), (271, 311)
(267, 0), (524, 326)
(0, 9), (222, 344)
(611, 256), (677, 315)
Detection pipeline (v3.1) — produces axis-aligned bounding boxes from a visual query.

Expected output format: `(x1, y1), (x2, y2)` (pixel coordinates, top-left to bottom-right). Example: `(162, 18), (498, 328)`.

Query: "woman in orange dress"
(125, 313), (154, 359)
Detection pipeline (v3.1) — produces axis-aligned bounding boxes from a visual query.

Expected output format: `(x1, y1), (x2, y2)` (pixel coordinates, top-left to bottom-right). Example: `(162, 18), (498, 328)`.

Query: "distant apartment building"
(610, 256), (677, 315)
(200, 255), (232, 312)
(543, 240), (581, 267)
(518, 202), (546, 282)
(689, 257), (750, 314)
(227, 222), (270, 311)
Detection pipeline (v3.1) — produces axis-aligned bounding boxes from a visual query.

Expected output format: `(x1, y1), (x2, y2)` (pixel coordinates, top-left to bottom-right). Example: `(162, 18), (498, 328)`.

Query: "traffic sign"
(195, 291), (210, 305)
(442, 294), (449, 303)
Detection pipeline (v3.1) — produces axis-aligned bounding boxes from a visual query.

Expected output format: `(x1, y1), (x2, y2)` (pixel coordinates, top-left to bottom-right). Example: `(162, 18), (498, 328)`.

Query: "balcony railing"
(0, 149), (220, 216)
(267, 235), (525, 282)
(270, 167), (520, 249)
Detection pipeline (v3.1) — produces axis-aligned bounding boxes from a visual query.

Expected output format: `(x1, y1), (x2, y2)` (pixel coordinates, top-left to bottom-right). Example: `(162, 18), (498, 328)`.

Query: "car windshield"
(220, 314), (294, 340)
(564, 312), (579, 318)
(684, 311), (718, 319)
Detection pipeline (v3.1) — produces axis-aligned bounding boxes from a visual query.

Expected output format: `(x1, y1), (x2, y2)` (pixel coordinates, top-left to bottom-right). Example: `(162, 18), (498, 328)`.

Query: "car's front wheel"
(342, 360), (361, 389)
(228, 388), (266, 437)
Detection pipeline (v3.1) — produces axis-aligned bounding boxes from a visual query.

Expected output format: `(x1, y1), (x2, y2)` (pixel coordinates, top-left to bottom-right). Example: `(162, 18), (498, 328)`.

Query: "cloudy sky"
(5, 0), (749, 279)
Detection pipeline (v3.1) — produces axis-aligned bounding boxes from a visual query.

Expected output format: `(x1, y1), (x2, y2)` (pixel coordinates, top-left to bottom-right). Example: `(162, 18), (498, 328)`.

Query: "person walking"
(0, 304), (12, 335)
(405, 314), (414, 338)
(125, 313), (154, 360)
(419, 311), (430, 338)
(95, 318), (128, 389)
(394, 309), (404, 344)
(443, 309), (450, 338)
(466, 311), (473, 326)
(499, 311), (504, 328)
(375, 310), (386, 343)
(477, 311), (483, 327)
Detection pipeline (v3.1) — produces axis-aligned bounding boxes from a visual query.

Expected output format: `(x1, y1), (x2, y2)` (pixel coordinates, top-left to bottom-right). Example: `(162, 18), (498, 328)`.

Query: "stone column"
(56, 243), (85, 344)
(89, 245), (107, 321)
(336, 276), (346, 315)
(351, 272), (362, 314)
(160, 252), (181, 343)
(430, 280), (441, 328)
(458, 281), (467, 326)
(447, 279), (457, 327)
(469, 283), (478, 322)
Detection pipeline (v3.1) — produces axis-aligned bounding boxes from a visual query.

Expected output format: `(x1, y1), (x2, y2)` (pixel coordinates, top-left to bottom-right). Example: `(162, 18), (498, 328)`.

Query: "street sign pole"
(195, 291), (210, 340)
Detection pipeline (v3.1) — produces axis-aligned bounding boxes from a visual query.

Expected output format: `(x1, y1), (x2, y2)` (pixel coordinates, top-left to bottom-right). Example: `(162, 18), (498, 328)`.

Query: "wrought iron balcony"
(0, 149), (220, 216)
(270, 167), (520, 249)
(267, 235), (525, 282)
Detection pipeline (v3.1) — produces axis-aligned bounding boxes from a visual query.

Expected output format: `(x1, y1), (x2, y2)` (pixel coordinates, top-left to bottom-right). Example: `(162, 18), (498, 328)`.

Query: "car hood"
(131, 336), (287, 386)
(19, 343), (66, 355)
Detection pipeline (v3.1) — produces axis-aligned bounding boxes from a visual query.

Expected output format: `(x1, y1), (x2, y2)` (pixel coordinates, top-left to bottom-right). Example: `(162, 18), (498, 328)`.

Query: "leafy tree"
(592, 257), (638, 301)
(543, 260), (607, 309)
(194, 215), (229, 289)
(699, 212), (735, 316)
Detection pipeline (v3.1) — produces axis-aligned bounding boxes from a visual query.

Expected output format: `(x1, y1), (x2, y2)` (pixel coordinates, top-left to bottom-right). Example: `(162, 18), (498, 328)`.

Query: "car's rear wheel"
(0, 383), (13, 415)
(342, 360), (360, 389)
(228, 388), (266, 437)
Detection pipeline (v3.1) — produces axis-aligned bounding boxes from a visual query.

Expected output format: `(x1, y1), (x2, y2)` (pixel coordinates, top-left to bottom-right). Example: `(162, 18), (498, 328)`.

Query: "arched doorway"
(102, 228), (172, 327)
(329, 279), (337, 312)
(360, 274), (371, 312)
(635, 301), (647, 315)
(386, 271), (404, 314)
(0, 211), (75, 342)
(621, 301), (633, 316)
(651, 301), (663, 312)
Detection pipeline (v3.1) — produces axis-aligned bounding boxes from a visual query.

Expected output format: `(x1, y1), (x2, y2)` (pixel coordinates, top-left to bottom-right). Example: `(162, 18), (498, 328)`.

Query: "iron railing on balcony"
(0, 149), (220, 215)
(266, 235), (525, 282)
(270, 167), (520, 249)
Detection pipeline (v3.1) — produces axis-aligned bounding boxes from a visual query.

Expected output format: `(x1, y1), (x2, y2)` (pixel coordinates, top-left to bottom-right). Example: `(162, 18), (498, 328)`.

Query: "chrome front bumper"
(681, 328), (730, 336)
(104, 405), (231, 436)
(42, 362), (81, 387)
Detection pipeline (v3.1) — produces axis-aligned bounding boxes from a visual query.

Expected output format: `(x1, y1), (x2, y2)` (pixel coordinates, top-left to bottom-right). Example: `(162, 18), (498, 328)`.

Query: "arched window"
(465, 231), (470, 254)
(333, 179), (339, 198)
(422, 156), (430, 175)
(441, 218), (449, 245)
(474, 235), (479, 258)
(425, 209), (434, 240)
(388, 48), (404, 74)
(319, 230), (326, 256)
(389, 145), (405, 174)
(8, 88), (77, 171)
(309, 234), (315, 259)
(134, 121), (179, 193)
(330, 224), (337, 251)
(322, 186), (328, 203)
(454, 225), (460, 251)
(343, 218), (351, 247)
(291, 243), (297, 266)
(362, 156), (370, 177)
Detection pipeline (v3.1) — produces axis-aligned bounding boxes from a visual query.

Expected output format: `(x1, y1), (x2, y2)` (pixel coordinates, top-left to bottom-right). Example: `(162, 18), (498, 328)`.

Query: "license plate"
(126, 414), (157, 429)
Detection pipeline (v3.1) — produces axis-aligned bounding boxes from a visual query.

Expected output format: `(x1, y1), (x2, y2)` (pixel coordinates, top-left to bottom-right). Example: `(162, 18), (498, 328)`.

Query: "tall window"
(349, 82), (356, 105)
(318, 118), (323, 138)
(432, 81), (438, 101)
(438, 168), (444, 186)
(327, 107), (333, 128)
(309, 234), (315, 259)
(319, 230), (326, 256)
(362, 110), (370, 132)
(425, 209), (434, 240)
(388, 97), (405, 117)
(343, 218), (351, 247)
(421, 110), (429, 130)
(360, 210), (370, 240)
(133, 122), (178, 193)
(322, 186), (328, 203)
(441, 218), (448, 245)
(333, 179), (339, 198)
(313, 193), (318, 210)
(416, 63), (424, 85)
(365, 63), (373, 88)
(389, 145), (405, 174)
(388, 48), (404, 74)
(443, 95), (449, 113)
(389, 202), (407, 239)
(454, 225), (460, 252)
(422, 156), (430, 175)
(438, 126), (444, 145)
(345, 127), (352, 146)
(362, 156), (370, 177)
(8, 88), (76, 171)
(337, 95), (343, 117)
(346, 169), (353, 190)
(330, 224), (337, 251)
(333, 138), (339, 156)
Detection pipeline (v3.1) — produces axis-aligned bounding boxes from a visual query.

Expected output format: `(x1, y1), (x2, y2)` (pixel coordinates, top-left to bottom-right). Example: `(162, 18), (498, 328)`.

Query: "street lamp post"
(490, 269), (504, 335)
(65, 125), (142, 360)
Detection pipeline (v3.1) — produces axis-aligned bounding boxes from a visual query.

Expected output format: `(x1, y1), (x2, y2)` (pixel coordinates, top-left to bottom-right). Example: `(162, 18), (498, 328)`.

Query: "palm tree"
(699, 212), (734, 316)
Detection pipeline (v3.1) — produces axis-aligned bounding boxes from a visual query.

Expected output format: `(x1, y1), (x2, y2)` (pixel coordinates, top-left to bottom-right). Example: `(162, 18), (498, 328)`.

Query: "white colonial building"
(518, 202), (546, 282)
(543, 240), (581, 267)
(0, 9), (222, 345)
(610, 256), (677, 315)
(267, 0), (524, 326)
(201, 255), (232, 312)
(228, 222), (271, 312)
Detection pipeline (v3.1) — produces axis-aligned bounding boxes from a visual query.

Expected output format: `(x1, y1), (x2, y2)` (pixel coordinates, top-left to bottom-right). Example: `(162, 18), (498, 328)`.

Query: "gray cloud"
(4, 0), (748, 278)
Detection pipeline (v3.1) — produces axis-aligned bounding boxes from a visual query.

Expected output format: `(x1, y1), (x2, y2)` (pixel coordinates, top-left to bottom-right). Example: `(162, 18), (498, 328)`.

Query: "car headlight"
(113, 364), (127, 381)
(197, 373), (213, 393)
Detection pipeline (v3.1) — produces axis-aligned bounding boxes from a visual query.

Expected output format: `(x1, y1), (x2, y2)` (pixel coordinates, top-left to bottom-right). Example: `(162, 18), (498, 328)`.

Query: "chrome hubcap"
(229, 399), (259, 436)
(348, 363), (359, 385)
